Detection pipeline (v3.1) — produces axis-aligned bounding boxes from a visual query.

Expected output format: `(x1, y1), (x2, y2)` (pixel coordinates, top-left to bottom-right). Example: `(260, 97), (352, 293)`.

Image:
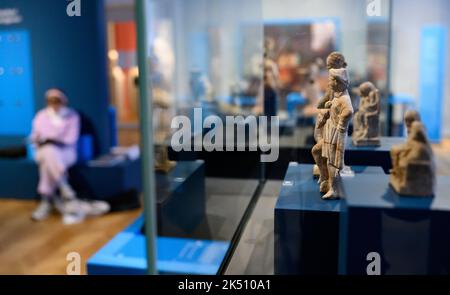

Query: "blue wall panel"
(0, 30), (34, 136)
(0, 0), (110, 154)
(419, 25), (447, 142)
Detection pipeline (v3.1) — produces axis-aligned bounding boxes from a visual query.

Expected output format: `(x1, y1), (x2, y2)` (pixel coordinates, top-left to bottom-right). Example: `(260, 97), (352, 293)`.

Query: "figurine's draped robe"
(322, 91), (353, 169)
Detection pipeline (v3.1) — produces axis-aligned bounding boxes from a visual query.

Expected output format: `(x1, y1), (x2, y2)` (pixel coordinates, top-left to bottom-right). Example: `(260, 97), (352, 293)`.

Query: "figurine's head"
(409, 121), (429, 144)
(329, 68), (349, 93)
(359, 81), (376, 97)
(405, 110), (421, 135)
(326, 52), (347, 70)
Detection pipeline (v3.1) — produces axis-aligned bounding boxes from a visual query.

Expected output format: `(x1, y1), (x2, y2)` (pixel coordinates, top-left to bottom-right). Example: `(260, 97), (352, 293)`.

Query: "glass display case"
(136, 0), (265, 274)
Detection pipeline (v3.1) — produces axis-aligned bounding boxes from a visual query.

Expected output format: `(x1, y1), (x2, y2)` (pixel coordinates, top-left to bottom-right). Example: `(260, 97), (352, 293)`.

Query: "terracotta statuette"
(352, 82), (381, 146)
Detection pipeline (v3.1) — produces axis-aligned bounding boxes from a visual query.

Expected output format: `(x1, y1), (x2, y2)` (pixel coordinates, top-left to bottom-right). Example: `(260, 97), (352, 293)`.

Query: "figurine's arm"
(316, 109), (330, 129)
(337, 99), (353, 133)
(365, 90), (380, 116)
(317, 88), (333, 109)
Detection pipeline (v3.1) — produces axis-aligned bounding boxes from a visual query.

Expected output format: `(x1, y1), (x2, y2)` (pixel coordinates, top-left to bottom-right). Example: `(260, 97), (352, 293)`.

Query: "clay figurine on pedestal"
(312, 52), (348, 179)
(390, 120), (435, 197)
(312, 61), (353, 200)
(352, 82), (381, 146)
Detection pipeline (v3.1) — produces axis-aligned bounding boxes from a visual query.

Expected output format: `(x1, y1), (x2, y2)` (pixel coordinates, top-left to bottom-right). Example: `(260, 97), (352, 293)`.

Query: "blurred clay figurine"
(153, 87), (176, 173)
(263, 43), (281, 117)
(302, 59), (325, 117)
(390, 121), (435, 197)
(190, 69), (213, 104)
(404, 109), (421, 136)
(352, 82), (381, 146)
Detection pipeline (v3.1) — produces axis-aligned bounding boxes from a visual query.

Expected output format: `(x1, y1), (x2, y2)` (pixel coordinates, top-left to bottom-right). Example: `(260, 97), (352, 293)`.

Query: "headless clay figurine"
(312, 52), (348, 178)
(312, 55), (353, 200)
(352, 82), (381, 146)
(390, 120), (435, 197)
(153, 87), (176, 173)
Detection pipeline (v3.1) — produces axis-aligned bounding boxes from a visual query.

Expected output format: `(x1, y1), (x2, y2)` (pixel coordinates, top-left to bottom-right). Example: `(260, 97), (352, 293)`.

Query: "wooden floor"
(0, 199), (141, 274)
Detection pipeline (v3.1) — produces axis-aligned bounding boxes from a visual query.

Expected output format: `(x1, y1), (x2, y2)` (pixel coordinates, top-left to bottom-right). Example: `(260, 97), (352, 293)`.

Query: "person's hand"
(37, 138), (65, 148)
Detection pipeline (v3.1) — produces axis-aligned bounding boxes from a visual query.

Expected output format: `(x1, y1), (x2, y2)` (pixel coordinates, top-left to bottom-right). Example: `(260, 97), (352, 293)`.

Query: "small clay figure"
(390, 120), (435, 197)
(352, 82), (381, 146)
(404, 109), (421, 136)
(153, 87), (176, 173)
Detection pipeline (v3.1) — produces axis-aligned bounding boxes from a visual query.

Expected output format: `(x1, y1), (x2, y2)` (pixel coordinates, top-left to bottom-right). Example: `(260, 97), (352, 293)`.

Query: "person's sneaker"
(62, 211), (85, 225)
(80, 200), (110, 216)
(31, 200), (53, 221)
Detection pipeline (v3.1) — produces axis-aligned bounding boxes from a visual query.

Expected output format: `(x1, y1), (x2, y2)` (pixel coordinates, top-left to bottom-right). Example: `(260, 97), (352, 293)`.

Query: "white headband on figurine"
(329, 68), (349, 84)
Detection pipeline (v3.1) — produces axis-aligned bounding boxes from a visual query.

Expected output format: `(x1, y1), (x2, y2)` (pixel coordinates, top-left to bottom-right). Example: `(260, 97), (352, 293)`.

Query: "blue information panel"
(0, 30), (34, 136)
(87, 215), (230, 275)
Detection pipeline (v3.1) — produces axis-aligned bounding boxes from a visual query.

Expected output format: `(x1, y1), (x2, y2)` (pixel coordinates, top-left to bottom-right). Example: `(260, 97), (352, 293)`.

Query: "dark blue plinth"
(274, 163), (384, 274)
(339, 173), (450, 275)
(70, 159), (141, 200)
(87, 215), (229, 275)
(156, 160), (206, 236)
(345, 136), (404, 173)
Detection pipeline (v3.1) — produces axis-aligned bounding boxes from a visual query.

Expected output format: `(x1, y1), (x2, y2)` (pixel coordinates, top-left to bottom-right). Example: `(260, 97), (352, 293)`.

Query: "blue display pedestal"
(274, 163), (384, 274)
(345, 137), (404, 173)
(87, 215), (229, 275)
(339, 173), (450, 275)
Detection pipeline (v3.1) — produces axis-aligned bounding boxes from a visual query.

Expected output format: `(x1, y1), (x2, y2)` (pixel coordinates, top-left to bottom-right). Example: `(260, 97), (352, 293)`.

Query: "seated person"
(30, 88), (80, 221)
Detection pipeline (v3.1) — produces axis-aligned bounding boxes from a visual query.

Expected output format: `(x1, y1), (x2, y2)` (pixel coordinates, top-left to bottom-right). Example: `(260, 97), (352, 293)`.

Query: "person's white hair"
(45, 88), (68, 104)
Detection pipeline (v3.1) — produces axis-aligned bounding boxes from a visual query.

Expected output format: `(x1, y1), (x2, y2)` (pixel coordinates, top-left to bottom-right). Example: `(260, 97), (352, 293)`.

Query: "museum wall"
(390, 0), (450, 137)
(0, 0), (111, 154)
